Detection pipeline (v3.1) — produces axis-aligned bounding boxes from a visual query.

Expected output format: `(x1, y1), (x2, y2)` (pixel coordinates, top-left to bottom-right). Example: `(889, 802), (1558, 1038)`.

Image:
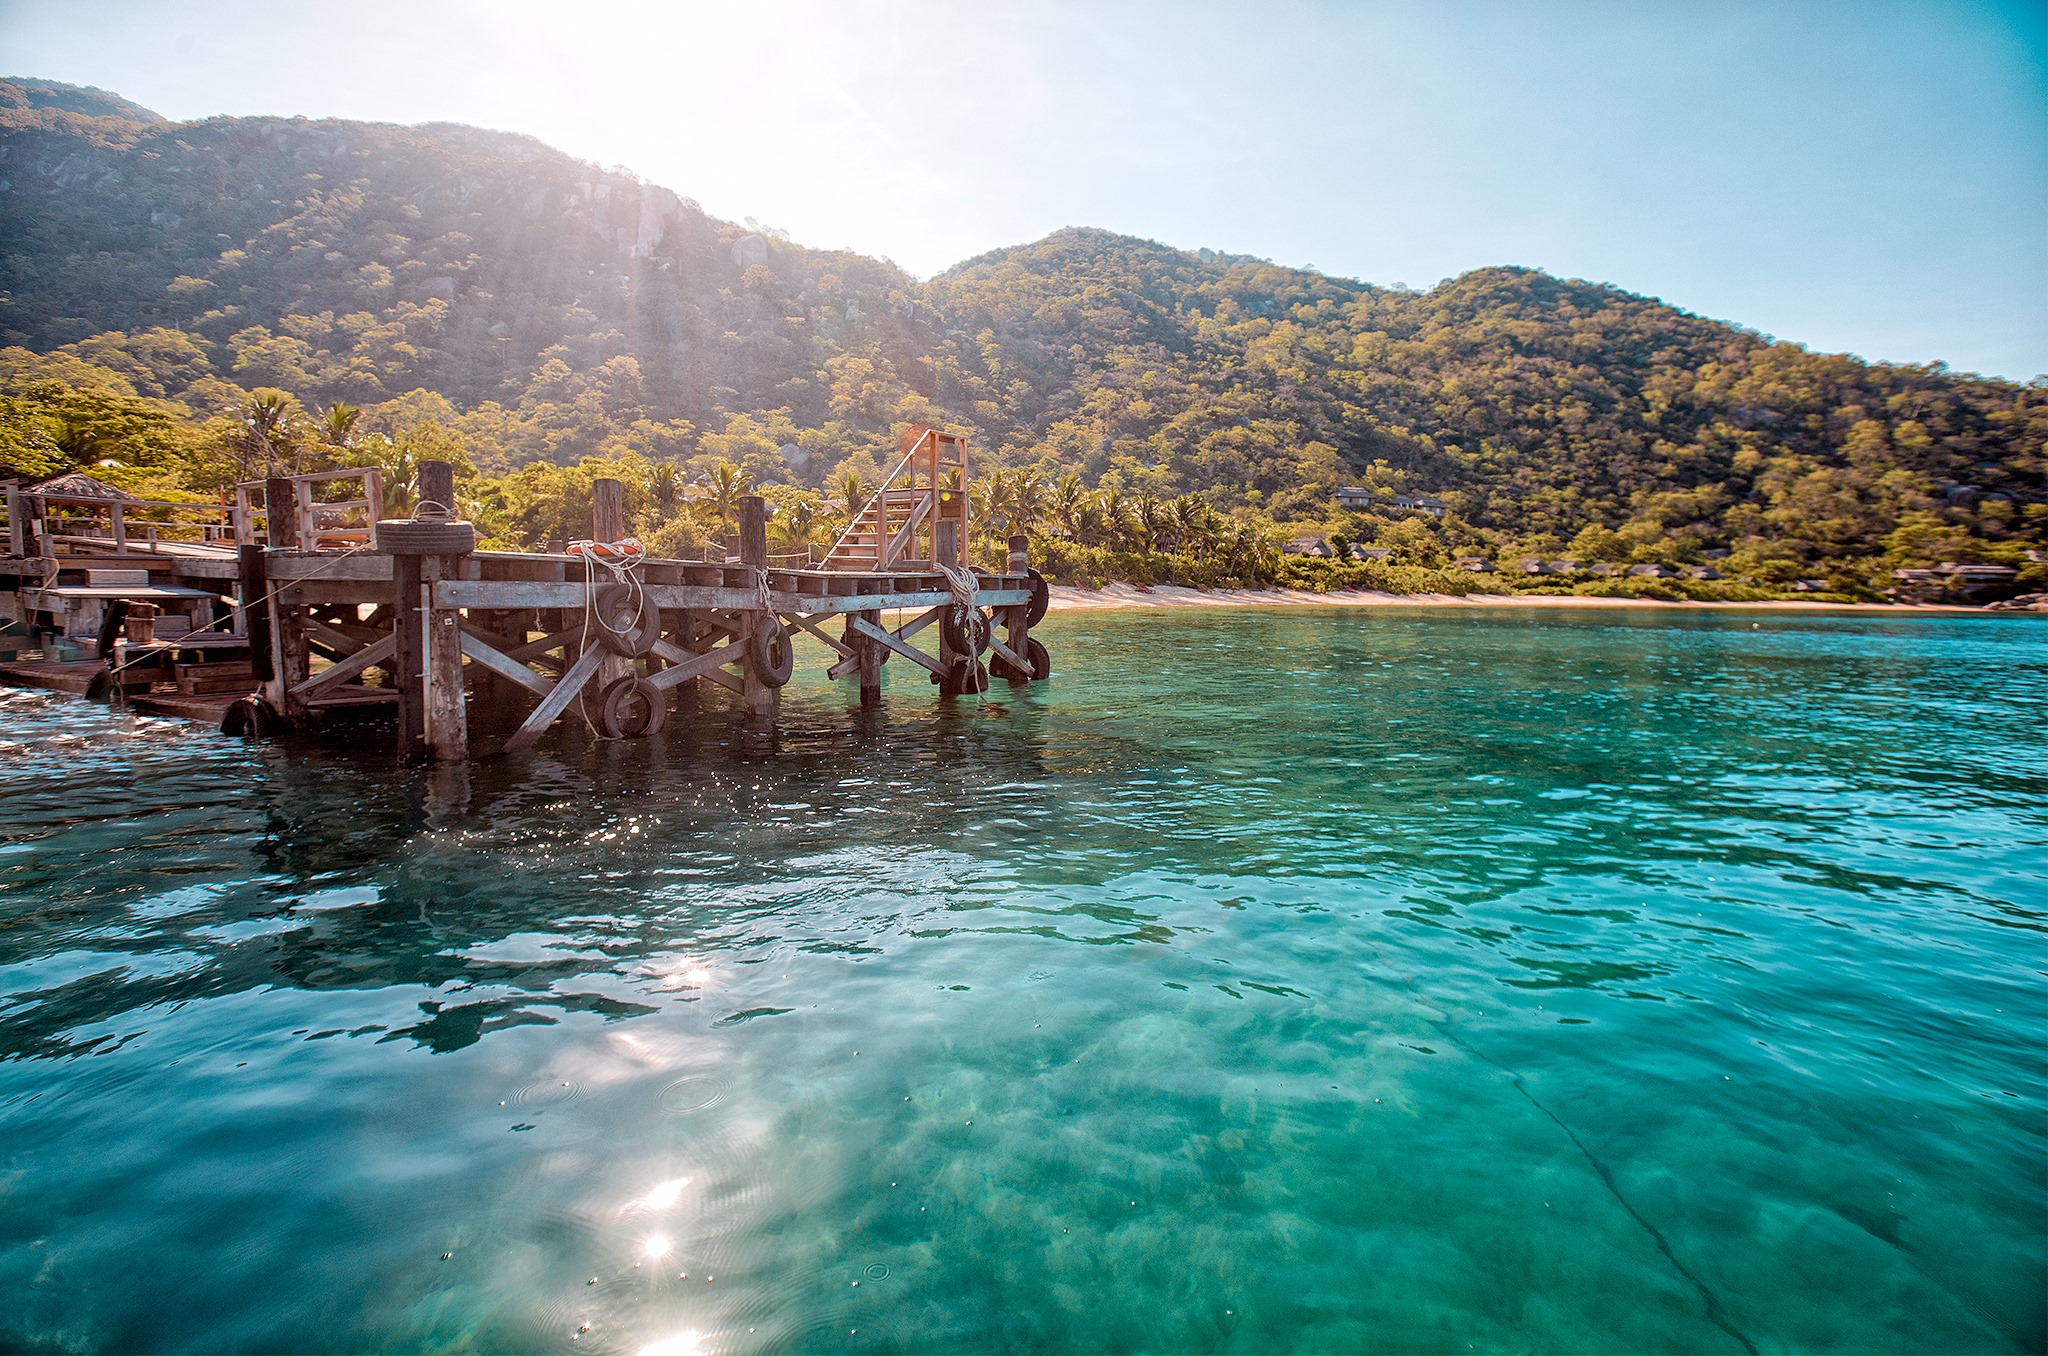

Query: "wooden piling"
(239, 544), (272, 680)
(738, 495), (774, 727)
(418, 461), (457, 515)
(424, 552), (467, 762)
(420, 461), (468, 762)
(393, 552), (426, 759)
(262, 477), (308, 720)
(858, 608), (883, 706)
(590, 477), (629, 707)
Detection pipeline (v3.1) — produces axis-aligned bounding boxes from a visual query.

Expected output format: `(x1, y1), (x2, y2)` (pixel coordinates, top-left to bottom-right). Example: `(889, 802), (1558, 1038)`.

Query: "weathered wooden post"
(5, 483), (23, 558)
(382, 461), (476, 762)
(858, 609), (883, 706)
(294, 478), (318, 551)
(738, 494), (776, 731)
(238, 544), (268, 654)
(418, 461), (456, 518)
(933, 517), (965, 695)
(590, 477), (629, 703)
(263, 476), (309, 722)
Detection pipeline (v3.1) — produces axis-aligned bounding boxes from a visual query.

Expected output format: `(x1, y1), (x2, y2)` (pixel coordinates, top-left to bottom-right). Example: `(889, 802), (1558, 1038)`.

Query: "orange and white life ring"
(567, 538), (644, 561)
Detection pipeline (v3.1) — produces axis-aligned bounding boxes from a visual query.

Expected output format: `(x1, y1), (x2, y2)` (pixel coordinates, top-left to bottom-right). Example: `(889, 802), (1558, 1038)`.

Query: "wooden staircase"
(824, 427), (971, 571)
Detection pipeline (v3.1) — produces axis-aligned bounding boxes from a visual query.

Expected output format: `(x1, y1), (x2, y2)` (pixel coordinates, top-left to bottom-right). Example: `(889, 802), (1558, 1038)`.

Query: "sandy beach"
(1046, 582), (1999, 614)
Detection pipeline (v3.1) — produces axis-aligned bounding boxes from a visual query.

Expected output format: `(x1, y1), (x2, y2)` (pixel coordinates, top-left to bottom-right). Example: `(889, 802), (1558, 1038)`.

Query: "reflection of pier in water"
(2, 430), (1053, 761)
(0, 671), (1085, 1064)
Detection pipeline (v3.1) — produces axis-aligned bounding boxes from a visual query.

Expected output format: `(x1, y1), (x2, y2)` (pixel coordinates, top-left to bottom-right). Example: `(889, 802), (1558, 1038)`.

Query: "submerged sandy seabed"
(1044, 582), (1992, 614)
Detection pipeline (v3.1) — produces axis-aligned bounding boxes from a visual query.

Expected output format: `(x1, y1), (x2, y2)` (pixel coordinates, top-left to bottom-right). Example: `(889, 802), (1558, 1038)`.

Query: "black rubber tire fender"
(1026, 568), (1050, 626)
(595, 674), (668, 739)
(947, 655), (989, 695)
(375, 518), (477, 555)
(95, 600), (130, 661)
(85, 666), (116, 702)
(748, 620), (795, 687)
(940, 603), (991, 656)
(991, 635), (1051, 682)
(592, 582), (661, 658)
(221, 695), (275, 738)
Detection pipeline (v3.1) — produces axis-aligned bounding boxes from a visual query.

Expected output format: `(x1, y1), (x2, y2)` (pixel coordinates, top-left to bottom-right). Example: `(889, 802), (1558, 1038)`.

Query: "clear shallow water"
(0, 607), (2042, 1355)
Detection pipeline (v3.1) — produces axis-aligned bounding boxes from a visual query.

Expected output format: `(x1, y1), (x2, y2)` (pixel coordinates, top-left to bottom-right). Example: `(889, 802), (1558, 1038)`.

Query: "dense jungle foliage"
(3, 78), (2042, 599)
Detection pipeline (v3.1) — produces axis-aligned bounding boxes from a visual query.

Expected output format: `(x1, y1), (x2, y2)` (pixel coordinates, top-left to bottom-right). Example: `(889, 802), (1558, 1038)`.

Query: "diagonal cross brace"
(847, 614), (946, 677)
(502, 645), (604, 753)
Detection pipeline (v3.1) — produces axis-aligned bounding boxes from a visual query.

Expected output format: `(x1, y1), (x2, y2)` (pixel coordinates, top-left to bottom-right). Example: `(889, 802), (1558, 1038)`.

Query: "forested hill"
(2, 78), (2042, 591)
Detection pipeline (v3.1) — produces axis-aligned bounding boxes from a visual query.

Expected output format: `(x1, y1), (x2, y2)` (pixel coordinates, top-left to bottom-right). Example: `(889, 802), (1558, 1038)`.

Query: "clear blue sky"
(3, 0), (2044, 378)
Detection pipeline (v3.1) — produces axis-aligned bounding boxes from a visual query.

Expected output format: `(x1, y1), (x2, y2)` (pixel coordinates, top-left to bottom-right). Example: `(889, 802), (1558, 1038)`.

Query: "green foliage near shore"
(2, 78), (2041, 600)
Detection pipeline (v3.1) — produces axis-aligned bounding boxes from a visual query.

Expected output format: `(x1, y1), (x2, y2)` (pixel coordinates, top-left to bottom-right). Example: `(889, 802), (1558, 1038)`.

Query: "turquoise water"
(1, 608), (2042, 1354)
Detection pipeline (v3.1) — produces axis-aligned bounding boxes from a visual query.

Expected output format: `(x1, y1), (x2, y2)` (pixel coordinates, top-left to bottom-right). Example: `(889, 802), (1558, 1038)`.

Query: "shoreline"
(1045, 582), (2004, 615)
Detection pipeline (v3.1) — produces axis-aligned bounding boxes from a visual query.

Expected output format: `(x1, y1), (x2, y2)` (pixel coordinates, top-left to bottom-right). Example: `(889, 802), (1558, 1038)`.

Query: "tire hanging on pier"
(94, 600), (130, 661)
(991, 636), (1052, 682)
(220, 695), (275, 738)
(595, 675), (668, 739)
(944, 655), (989, 695)
(941, 602), (991, 656)
(748, 620), (794, 687)
(1025, 569), (1050, 627)
(591, 582), (661, 658)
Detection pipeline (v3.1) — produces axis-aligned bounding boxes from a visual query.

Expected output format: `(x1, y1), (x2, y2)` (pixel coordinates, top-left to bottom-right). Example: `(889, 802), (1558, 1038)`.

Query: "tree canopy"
(2, 79), (2040, 599)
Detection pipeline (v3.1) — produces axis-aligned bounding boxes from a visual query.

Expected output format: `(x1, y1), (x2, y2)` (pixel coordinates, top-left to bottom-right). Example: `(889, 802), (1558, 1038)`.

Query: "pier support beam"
(423, 556), (467, 762)
(393, 552), (426, 759)
(387, 462), (475, 763)
(590, 477), (629, 709)
(262, 477), (309, 722)
(858, 609), (883, 706)
(738, 495), (775, 736)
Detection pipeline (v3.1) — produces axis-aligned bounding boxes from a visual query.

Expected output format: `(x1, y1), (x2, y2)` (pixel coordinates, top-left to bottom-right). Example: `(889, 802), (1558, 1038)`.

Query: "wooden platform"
(0, 659), (107, 695)
(5, 463), (1052, 762)
(127, 690), (244, 723)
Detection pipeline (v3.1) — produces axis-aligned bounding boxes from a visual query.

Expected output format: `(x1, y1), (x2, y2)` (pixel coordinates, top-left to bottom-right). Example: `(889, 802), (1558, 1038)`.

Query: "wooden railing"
(3, 483), (238, 555)
(824, 428), (971, 570)
(233, 469), (385, 549)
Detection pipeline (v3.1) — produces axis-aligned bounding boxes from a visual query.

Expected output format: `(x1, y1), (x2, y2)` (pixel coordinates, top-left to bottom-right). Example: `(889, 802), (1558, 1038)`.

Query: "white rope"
(936, 562), (979, 612)
(567, 542), (647, 739)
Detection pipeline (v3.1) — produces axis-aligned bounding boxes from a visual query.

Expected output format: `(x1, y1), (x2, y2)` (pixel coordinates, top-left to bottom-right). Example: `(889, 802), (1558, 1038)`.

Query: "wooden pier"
(1, 438), (1052, 761)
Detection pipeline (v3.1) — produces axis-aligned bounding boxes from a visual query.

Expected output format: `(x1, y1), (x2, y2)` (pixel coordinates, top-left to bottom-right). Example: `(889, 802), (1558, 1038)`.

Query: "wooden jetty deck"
(2, 438), (1051, 762)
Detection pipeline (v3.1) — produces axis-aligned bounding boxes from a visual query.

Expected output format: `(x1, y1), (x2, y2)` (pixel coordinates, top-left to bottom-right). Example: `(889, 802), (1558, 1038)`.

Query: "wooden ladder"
(823, 427), (971, 571)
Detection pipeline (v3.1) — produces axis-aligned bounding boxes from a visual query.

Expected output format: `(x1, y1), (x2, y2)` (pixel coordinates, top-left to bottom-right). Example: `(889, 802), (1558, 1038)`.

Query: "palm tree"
(1134, 493), (1166, 553)
(1094, 487), (1129, 550)
(703, 460), (752, 530)
(1010, 470), (1045, 538)
(835, 468), (873, 520)
(979, 467), (1018, 553)
(1048, 472), (1087, 541)
(773, 497), (825, 562)
(651, 463), (680, 515)
(318, 402), (360, 449)
(1170, 494), (1213, 558)
(238, 392), (298, 478)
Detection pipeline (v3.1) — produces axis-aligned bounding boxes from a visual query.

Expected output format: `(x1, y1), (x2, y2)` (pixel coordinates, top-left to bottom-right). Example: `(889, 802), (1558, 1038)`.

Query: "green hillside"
(2, 78), (2041, 597)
